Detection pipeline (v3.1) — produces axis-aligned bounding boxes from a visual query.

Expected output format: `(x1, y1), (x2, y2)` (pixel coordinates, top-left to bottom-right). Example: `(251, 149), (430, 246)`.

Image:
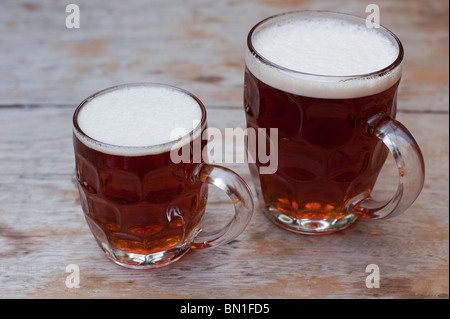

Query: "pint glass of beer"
(244, 11), (425, 234)
(73, 83), (253, 268)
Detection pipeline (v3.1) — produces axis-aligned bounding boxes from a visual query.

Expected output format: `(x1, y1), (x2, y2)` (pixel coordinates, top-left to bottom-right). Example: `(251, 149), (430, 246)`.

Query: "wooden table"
(1, 0), (448, 299)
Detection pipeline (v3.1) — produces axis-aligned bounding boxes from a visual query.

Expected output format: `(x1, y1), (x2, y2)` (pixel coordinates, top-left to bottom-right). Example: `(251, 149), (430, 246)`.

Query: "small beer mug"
(73, 83), (253, 268)
(244, 11), (425, 234)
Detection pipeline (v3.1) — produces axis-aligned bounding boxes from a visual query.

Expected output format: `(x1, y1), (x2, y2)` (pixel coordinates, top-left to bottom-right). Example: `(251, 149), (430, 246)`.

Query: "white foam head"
(246, 12), (402, 98)
(74, 84), (204, 156)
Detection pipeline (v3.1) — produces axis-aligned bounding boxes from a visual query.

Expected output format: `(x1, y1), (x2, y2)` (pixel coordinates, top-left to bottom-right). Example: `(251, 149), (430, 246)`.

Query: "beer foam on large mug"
(247, 16), (402, 98)
(75, 85), (203, 156)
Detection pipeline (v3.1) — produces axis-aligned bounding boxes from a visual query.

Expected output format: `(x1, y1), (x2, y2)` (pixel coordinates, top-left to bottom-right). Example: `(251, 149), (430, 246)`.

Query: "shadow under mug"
(73, 83), (254, 269)
(244, 11), (425, 234)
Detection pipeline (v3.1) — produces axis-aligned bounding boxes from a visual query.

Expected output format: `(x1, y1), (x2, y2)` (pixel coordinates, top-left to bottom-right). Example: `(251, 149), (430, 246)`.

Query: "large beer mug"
(73, 83), (253, 268)
(244, 11), (425, 234)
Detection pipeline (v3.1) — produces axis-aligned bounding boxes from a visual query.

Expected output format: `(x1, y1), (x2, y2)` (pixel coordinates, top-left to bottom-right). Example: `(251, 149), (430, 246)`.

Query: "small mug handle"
(348, 114), (425, 219)
(190, 163), (254, 248)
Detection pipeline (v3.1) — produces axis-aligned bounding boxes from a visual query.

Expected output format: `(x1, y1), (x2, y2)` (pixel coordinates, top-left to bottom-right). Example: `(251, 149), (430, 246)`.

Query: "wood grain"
(0, 0), (448, 110)
(0, 0), (448, 299)
(0, 106), (448, 298)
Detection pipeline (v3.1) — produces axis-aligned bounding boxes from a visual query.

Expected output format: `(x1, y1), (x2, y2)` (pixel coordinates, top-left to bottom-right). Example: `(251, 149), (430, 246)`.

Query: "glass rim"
(72, 82), (207, 155)
(246, 10), (404, 80)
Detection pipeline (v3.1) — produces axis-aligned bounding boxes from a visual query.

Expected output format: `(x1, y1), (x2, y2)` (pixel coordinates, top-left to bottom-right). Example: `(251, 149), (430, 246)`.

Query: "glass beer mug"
(73, 83), (254, 268)
(243, 11), (425, 234)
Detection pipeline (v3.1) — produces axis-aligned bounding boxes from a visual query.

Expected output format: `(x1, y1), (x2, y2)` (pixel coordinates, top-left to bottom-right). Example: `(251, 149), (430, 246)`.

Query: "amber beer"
(244, 11), (409, 234)
(74, 136), (207, 245)
(73, 83), (254, 268)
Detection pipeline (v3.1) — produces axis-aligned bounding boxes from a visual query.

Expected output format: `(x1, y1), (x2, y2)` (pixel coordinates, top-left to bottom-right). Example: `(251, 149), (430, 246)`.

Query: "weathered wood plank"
(0, 105), (448, 298)
(0, 0), (448, 111)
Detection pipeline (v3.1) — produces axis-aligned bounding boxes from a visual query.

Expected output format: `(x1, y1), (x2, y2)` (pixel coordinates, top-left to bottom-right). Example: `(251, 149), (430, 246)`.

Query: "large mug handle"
(347, 114), (425, 219)
(190, 163), (254, 248)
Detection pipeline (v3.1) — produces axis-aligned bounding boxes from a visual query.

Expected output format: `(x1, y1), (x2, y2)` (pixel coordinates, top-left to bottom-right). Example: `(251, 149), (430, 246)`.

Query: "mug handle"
(347, 114), (425, 219)
(190, 163), (254, 248)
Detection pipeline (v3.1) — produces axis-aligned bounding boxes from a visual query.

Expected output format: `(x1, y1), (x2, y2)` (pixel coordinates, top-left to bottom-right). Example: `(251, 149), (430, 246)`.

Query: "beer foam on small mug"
(247, 16), (402, 98)
(76, 85), (203, 155)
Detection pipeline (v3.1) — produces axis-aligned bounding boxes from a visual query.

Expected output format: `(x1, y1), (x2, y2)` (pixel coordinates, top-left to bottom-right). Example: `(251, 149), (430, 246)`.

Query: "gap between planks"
(0, 104), (448, 114)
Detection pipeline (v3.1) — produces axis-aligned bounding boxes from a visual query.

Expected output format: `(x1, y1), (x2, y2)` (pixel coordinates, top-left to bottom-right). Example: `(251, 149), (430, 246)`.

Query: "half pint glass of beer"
(244, 11), (425, 234)
(73, 83), (253, 268)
